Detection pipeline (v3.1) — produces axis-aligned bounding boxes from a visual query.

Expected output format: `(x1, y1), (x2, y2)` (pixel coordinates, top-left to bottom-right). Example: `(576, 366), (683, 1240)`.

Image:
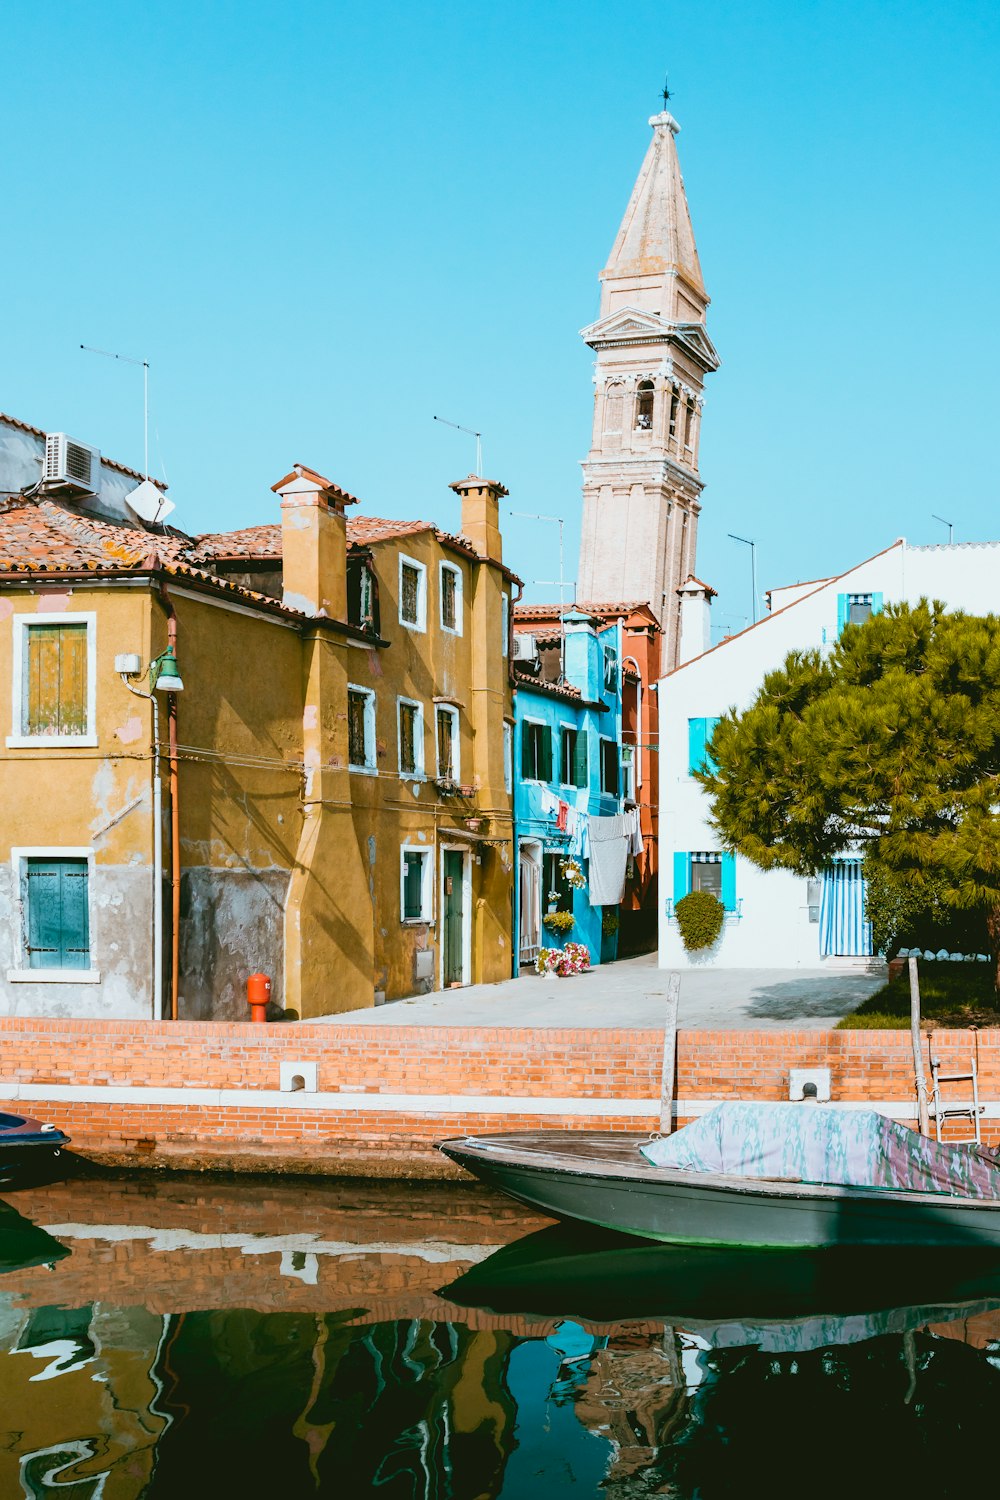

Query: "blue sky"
(4, 1), (998, 632)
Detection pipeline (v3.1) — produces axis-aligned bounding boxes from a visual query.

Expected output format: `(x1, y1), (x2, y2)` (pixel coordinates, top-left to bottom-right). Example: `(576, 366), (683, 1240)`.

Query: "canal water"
(0, 1170), (999, 1497)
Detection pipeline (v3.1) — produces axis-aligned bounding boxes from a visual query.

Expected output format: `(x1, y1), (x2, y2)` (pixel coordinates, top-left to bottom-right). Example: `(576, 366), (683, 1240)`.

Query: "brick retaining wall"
(1, 1017), (996, 1174)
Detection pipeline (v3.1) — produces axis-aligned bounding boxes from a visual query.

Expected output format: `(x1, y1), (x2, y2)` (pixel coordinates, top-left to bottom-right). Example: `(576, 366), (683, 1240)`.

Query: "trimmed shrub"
(675, 890), (725, 952)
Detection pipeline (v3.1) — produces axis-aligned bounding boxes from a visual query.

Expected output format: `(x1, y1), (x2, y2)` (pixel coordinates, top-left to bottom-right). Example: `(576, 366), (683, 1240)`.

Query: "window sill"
(6, 735), (98, 749)
(7, 969), (101, 984)
(399, 619), (427, 634)
(440, 623), (463, 637)
(401, 917), (431, 927)
(349, 764), (379, 776)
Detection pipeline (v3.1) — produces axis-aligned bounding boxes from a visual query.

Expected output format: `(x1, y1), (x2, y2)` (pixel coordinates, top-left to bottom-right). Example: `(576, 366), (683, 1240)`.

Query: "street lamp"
(151, 646), (184, 694)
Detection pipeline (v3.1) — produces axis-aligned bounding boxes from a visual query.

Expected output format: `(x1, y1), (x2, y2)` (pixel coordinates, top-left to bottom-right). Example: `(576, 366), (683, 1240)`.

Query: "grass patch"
(837, 961), (1000, 1030)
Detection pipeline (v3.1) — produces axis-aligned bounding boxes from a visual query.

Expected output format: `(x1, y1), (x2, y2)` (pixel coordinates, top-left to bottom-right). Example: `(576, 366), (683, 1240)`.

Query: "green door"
(442, 850), (465, 986)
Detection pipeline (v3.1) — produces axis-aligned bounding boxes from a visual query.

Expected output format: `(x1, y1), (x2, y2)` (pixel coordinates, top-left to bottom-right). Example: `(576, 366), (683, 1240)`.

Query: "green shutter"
(573, 729), (588, 787)
(872, 591), (884, 615)
(720, 853), (737, 912)
(688, 718), (707, 774)
(837, 594), (849, 636)
(521, 721), (533, 779)
(673, 852), (689, 904)
(26, 858), (89, 969)
(403, 853), (422, 919)
(540, 725), (553, 783)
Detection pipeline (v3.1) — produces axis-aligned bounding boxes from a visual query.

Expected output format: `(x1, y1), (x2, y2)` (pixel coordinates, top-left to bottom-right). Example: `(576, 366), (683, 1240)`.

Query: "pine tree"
(699, 600), (1000, 987)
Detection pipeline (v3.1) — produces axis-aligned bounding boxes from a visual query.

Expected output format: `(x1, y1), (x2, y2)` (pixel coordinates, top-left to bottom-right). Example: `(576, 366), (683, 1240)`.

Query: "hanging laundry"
(587, 813), (630, 905)
(627, 807), (644, 856)
(556, 800), (569, 832)
(539, 788), (559, 816)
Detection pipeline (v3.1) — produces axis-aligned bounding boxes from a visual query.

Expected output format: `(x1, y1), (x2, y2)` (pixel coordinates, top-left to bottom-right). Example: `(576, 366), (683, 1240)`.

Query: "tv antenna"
(510, 510), (569, 677)
(728, 532), (759, 624)
(433, 415), (482, 477)
(931, 513), (954, 545)
(80, 344), (150, 479)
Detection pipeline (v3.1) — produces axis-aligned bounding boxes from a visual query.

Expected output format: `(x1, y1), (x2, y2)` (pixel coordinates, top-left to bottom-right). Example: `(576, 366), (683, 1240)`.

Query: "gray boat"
(439, 1103), (1000, 1250)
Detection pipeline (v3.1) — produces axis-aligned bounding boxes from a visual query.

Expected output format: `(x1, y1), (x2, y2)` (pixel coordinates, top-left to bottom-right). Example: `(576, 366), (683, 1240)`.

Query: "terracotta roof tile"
(514, 599), (657, 622)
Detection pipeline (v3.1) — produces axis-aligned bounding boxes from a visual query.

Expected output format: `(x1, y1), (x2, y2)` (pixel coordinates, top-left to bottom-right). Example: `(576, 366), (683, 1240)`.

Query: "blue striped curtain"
(819, 860), (873, 957)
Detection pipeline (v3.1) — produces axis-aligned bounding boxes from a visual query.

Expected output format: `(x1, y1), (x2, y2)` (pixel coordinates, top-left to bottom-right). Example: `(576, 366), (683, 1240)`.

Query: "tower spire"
(576, 110), (720, 672)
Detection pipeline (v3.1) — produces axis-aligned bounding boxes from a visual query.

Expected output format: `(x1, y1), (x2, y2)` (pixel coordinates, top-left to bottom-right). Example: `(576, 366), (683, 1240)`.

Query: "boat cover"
(640, 1103), (1000, 1199)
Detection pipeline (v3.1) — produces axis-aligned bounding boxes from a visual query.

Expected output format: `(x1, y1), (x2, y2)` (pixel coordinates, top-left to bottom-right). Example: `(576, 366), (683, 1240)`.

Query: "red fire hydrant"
(247, 972), (272, 1024)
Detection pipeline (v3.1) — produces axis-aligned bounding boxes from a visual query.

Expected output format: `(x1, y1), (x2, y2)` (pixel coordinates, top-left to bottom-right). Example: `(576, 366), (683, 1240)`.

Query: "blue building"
(512, 610), (627, 972)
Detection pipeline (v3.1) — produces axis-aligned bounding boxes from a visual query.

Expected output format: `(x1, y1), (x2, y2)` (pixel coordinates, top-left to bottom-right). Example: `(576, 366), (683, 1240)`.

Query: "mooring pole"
(909, 956), (931, 1135)
(658, 974), (680, 1135)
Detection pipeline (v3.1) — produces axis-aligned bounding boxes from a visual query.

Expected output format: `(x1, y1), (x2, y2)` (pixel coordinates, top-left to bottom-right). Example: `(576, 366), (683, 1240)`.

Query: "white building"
(658, 539), (1000, 969)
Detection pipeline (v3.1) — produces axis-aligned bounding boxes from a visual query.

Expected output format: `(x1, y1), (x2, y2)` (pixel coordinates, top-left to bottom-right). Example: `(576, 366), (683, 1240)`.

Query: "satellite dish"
(125, 478), (175, 525)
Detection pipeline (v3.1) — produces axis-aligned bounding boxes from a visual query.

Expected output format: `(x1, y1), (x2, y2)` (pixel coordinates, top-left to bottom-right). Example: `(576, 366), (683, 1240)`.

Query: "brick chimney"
(271, 463), (355, 619)
(449, 475), (508, 563)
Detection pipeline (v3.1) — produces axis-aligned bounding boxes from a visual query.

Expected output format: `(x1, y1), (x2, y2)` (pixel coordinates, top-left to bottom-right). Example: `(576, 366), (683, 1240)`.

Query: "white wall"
(658, 538), (1000, 969)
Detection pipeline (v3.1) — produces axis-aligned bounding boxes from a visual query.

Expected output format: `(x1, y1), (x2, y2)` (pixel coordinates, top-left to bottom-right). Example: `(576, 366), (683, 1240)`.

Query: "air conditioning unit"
(44, 433), (100, 495)
(512, 632), (537, 660)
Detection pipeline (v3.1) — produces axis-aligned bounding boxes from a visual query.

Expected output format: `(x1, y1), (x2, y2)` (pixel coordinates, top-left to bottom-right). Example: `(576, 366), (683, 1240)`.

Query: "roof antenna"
(80, 344), (149, 479)
(433, 415), (482, 478)
(661, 74), (672, 111)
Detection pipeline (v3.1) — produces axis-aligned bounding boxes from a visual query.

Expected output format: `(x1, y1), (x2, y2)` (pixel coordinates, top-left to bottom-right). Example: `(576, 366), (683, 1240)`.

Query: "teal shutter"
(871, 591), (884, 615)
(26, 858), (89, 969)
(573, 729), (588, 787)
(705, 716), (720, 773)
(688, 718), (707, 774)
(720, 853), (737, 912)
(673, 852), (689, 904)
(837, 594), (849, 635)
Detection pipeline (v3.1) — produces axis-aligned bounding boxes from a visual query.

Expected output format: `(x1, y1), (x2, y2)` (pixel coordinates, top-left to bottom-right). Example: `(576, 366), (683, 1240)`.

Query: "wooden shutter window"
(436, 708), (454, 779)
(25, 623), (88, 736)
(25, 858), (89, 970)
(573, 729), (589, 788)
(348, 691), (368, 766)
(441, 569), (457, 630)
(402, 852), (424, 920)
(401, 565), (420, 624)
(399, 703), (418, 774)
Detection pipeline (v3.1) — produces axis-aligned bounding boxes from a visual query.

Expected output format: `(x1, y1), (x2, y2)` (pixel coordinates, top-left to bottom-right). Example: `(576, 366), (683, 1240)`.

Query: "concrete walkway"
(314, 953), (888, 1030)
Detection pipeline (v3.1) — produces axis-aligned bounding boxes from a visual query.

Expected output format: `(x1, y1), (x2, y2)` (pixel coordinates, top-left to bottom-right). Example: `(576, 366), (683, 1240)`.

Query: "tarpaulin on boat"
(640, 1103), (1000, 1198)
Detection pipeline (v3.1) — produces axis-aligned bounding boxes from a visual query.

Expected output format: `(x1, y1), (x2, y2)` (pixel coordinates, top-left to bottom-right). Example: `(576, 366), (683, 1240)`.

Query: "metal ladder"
(930, 1053), (983, 1145)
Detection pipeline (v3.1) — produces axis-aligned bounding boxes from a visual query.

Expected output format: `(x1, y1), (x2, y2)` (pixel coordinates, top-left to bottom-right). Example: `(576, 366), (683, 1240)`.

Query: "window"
(684, 398), (695, 448)
(440, 563), (463, 634)
(622, 743), (636, 802)
(400, 846), (432, 922)
(9, 614), (96, 747)
(397, 698), (425, 777)
(399, 555), (427, 631)
(435, 704), (459, 781)
(544, 853), (573, 915)
(668, 388), (679, 440)
(501, 594), (509, 657)
(503, 722), (513, 794)
(672, 849), (737, 912)
(560, 725), (588, 788)
(837, 592), (883, 636)
(347, 558), (379, 633)
(347, 686), (376, 771)
(635, 380), (654, 430)
(521, 719), (552, 782)
(602, 643), (618, 694)
(687, 717), (720, 775)
(600, 738), (618, 796)
(21, 855), (90, 972)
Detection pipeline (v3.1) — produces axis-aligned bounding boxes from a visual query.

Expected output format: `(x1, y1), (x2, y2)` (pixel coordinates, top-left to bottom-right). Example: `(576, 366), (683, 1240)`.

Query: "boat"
(0, 1110), (70, 1184)
(438, 1102), (1000, 1250)
(0, 1199), (69, 1273)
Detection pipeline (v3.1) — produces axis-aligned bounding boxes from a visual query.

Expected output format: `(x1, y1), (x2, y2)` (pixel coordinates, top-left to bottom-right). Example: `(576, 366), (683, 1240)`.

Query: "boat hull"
(440, 1132), (1000, 1250)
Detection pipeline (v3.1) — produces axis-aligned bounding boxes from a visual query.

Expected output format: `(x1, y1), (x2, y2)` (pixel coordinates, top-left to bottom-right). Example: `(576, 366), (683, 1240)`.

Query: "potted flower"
(559, 858), (586, 891)
(555, 941), (591, 977)
(542, 910), (575, 935)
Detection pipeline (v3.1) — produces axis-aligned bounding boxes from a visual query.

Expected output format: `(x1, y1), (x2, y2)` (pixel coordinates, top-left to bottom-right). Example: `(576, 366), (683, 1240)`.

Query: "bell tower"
(577, 111), (719, 671)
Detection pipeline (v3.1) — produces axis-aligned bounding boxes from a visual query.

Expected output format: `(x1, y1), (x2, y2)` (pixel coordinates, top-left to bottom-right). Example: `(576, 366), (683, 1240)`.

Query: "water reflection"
(0, 1172), (997, 1496)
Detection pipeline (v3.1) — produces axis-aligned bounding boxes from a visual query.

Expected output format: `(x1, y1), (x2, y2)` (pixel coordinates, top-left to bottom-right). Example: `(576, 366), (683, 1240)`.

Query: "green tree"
(698, 600), (1000, 986)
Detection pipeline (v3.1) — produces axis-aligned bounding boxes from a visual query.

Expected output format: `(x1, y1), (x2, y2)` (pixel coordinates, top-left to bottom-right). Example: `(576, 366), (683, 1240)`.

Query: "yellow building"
(0, 413), (516, 1019)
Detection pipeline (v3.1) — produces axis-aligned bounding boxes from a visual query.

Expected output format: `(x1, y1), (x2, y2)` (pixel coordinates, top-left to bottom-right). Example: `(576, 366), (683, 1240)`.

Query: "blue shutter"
(673, 852), (690, 904)
(871, 591), (884, 615)
(687, 718), (707, 774)
(26, 858), (89, 969)
(720, 853), (737, 912)
(705, 716), (720, 773)
(837, 594), (849, 636)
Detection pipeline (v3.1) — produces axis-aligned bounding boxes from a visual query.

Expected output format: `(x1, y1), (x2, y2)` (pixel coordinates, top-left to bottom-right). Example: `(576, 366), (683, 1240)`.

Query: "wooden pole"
(658, 974), (680, 1134)
(909, 956), (930, 1135)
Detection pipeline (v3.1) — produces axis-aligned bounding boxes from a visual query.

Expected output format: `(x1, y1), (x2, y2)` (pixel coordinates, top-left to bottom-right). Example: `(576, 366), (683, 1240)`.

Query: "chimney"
(677, 575), (716, 664)
(449, 475), (508, 563)
(271, 463), (354, 619)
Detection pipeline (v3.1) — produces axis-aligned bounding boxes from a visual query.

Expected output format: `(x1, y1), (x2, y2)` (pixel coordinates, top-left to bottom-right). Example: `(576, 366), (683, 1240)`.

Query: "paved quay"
(312, 953), (888, 1030)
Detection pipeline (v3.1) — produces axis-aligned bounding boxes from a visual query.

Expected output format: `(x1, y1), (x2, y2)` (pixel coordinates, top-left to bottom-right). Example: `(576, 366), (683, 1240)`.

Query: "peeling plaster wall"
(179, 868), (289, 1021)
(0, 862), (153, 1019)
